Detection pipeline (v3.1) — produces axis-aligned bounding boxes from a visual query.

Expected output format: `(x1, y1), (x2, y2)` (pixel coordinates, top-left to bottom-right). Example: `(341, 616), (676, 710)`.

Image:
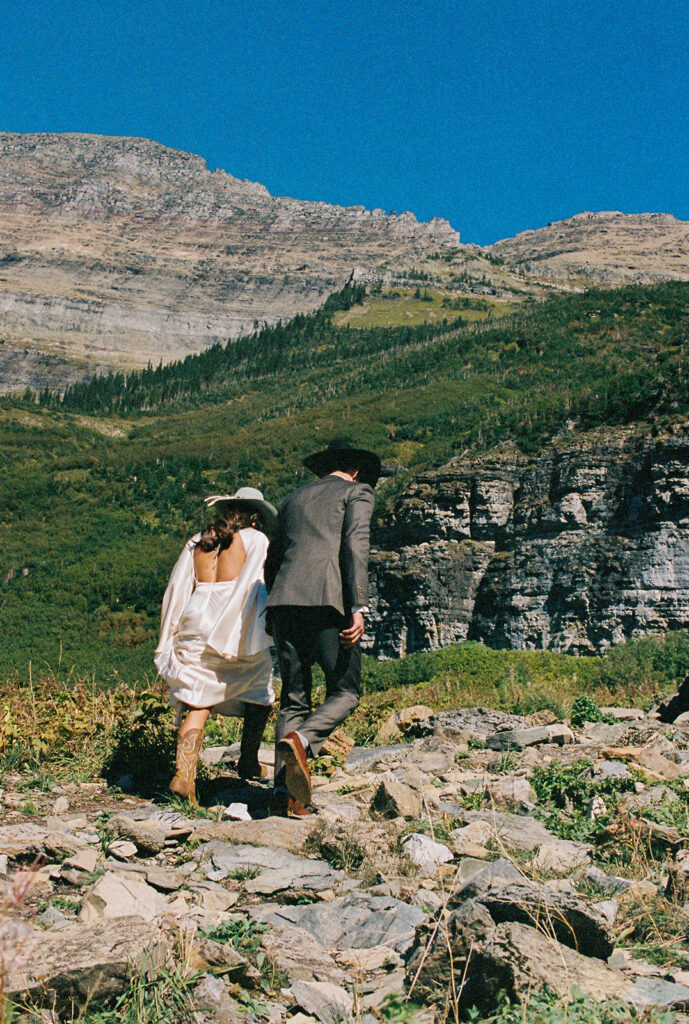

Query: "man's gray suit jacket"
(264, 475), (375, 615)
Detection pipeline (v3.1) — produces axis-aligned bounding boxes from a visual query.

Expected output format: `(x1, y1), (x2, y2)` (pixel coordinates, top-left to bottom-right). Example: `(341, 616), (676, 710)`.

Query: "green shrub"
(570, 695), (615, 728)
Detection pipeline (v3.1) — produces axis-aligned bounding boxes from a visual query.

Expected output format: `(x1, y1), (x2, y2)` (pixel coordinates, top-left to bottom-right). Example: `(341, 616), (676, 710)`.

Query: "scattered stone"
(406, 898), (495, 1003)
(62, 848), (100, 874)
(260, 923), (346, 985)
(0, 854), (7, 875)
(51, 796), (70, 814)
(533, 839), (591, 874)
(486, 723), (574, 751)
(319, 729), (355, 758)
(144, 866), (187, 892)
(459, 810), (554, 851)
(600, 745), (681, 780)
(593, 899), (618, 926)
(624, 784), (680, 811)
(289, 981), (353, 1024)
(79, 870), (169, 922)
(601, 708), (645, 721)
(401, 834), (453, 872)
(628, 977), (689, 1010)
(591, 760), (632, 781)
(375, 705), (435, 744)
(107, 840), (138, 860)
(223, 802), (252, 821)
(450, 820), (492, 845)
(0, 822), (51, 859)
(370, 773), (422, 819)
(198, 840), (343, 894)
(252, 892), (426, 954)
(36, 905), (74, 929)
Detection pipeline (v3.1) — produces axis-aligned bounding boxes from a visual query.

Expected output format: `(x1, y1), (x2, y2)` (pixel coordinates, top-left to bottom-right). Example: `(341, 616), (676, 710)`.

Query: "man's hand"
(339, 611), (365, 648)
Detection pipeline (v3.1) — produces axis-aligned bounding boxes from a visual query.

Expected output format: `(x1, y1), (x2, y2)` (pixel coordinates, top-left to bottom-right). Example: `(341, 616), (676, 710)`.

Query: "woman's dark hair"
(195, 502), (265, 552)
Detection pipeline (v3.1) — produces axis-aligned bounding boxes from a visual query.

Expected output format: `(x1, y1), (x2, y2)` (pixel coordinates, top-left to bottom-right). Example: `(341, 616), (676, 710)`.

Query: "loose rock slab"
(80, 871), (169, 922)
(198, 840), (343, 894)
(252, 892), (426, 954)
(5, 918), (168, 1003)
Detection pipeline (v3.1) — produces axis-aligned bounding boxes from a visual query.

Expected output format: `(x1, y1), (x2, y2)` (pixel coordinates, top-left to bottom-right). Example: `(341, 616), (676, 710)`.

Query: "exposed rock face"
(368, 422), (689, 656)
(0, 132), (459, 391)
(489, 210), (689, 285)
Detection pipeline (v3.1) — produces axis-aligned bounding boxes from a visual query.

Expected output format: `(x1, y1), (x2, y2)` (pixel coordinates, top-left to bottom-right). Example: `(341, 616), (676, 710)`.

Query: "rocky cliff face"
(0, 132), (459, 391)
(489, 211), (689, 284)
(368, 422), (689, 657)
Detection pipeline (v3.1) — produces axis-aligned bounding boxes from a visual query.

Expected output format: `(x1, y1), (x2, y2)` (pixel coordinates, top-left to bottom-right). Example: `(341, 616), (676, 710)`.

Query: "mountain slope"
(2, 280), (688, 679)
(0, 132), (459, 392)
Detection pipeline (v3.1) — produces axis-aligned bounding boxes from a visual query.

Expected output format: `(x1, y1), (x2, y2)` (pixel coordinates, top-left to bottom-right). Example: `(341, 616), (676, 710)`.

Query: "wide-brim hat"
(303, 439), (382, 487)
(204, 487), (278, 535)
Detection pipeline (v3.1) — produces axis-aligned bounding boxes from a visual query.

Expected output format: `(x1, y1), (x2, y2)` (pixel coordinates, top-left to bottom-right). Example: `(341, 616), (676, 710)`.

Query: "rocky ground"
(3, 695), (689, 1023)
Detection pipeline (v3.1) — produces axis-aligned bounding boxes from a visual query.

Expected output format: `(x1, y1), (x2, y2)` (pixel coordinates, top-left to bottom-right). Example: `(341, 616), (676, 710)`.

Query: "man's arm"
(340, 482), (375, 612)
(263, 507), (287, 592)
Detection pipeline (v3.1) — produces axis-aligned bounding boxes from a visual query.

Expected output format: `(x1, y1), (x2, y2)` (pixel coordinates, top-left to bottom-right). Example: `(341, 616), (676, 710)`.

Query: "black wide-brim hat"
(303, 439), (382, 487)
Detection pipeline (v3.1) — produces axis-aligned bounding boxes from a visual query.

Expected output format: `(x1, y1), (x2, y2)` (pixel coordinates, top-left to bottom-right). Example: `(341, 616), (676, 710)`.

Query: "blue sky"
(1, 0), (688, 244)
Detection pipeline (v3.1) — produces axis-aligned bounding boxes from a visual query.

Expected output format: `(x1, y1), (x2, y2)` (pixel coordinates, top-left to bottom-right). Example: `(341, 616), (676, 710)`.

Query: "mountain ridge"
(1, 131), (688, 394)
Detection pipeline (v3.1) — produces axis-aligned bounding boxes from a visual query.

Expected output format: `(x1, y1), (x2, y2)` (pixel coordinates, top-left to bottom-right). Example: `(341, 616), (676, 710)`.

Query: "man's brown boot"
(169, 728), (204, 807)
(271, 792), (313, 818)
(276, 732), (311, 805)
(237, 703), (272, 780)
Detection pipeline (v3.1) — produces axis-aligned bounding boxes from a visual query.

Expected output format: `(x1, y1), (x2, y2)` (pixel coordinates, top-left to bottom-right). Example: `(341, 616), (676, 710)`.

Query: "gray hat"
(204, 487), (277, 534)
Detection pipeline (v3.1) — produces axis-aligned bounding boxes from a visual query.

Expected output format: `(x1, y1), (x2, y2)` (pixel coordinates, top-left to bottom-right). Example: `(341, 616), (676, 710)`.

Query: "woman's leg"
(238, 703), (272, 779)
(170, 705), (211, 806)
(179, 707), (210, 737)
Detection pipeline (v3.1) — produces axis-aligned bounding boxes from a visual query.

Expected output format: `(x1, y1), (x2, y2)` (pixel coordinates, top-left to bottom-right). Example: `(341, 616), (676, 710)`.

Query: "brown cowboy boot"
(169, 728), (204, 807)
(276, 731), (311, 806)
(237, 703), (272, 780)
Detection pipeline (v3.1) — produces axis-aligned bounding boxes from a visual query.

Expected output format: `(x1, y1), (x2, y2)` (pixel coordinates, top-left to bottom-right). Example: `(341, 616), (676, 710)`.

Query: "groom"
(264, 439), (381, 817)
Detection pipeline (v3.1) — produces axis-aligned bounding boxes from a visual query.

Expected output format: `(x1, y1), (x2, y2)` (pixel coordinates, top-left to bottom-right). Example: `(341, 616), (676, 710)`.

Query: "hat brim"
(303, 447), (382, 487)
(206, 495), (278, 535)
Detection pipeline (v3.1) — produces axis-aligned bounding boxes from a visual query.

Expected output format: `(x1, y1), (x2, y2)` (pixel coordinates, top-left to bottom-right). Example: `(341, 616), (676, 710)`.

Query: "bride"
(154, 487), (277, 806)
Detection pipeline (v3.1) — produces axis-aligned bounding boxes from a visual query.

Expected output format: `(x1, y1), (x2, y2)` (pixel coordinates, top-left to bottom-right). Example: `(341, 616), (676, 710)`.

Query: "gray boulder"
(463, 922), (628, 1012)
(455, 873), (613, 959)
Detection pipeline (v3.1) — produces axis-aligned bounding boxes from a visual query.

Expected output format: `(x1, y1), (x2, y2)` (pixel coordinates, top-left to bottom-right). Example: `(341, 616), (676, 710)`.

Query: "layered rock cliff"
(368, 422), (689, 657)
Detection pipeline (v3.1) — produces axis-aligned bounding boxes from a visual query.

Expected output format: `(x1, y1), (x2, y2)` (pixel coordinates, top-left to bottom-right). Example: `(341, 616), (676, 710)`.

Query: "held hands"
(339, 610), (365, 648)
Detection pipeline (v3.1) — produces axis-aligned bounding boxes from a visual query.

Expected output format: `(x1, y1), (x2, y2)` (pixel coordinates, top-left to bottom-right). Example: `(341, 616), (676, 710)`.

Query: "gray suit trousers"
(272, 606), (361, 794)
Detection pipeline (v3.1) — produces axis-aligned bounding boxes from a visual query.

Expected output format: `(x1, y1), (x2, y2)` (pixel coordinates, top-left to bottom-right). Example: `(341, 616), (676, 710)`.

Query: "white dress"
(154, 527), (275, 716)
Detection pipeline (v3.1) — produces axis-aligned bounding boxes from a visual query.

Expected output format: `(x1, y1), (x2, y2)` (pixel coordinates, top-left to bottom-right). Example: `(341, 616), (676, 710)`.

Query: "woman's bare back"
(193, 531), (246, 583)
